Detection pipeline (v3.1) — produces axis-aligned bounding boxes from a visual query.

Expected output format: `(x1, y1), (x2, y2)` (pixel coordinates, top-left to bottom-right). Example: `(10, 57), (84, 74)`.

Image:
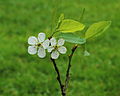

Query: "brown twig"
(51, 45), (78, 96)
(64, 45), (78, 92)
(51, 58), (66, 96)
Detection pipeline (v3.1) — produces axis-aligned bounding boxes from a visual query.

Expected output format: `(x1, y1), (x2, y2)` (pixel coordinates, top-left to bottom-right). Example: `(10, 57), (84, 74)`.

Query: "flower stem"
(51, 58), (66, 96)
(63, 8), (85, 91)
(64, 45), (78, 92)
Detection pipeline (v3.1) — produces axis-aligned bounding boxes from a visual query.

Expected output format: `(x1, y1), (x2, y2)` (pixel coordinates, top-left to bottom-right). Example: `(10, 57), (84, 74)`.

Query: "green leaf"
(84, 50), (90, 56)
(58, 13), (64, 23)
(58, 33), (86, 44)
(56, 13), (65, 29)
(57, 19), (85, 33)
(85, 21), (111, 39)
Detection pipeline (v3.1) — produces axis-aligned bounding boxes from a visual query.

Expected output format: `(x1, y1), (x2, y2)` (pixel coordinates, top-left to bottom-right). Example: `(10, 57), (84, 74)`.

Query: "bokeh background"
(0, 0), (120, 96)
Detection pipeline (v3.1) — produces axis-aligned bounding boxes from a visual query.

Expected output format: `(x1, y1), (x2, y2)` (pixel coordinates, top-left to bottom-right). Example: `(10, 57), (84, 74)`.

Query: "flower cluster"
(28, 33), (67, 59)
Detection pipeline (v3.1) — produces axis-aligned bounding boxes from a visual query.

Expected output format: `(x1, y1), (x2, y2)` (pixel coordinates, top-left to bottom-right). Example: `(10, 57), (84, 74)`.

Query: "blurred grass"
(0, 0), (120, 96)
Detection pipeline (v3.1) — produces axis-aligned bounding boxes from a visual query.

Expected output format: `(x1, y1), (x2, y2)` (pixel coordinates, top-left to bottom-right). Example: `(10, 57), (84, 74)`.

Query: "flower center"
(54, 45), (58, 50)
(37, 43), (41, 47)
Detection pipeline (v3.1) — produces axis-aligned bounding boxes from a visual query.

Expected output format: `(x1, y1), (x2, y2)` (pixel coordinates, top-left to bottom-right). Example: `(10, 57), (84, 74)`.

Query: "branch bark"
(51, 58), (66, 96)
(64, 45), (78, 92)
(51, 45), (78, 96)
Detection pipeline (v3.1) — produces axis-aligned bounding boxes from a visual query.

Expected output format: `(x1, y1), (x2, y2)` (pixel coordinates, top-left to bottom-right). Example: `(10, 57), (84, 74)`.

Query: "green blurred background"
(0, 0), (120, 96)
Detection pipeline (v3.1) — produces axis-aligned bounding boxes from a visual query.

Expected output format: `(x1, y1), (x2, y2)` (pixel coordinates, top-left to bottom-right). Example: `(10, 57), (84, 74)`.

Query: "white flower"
(48, 37), (67, 59)
(28, 33), (49, 58)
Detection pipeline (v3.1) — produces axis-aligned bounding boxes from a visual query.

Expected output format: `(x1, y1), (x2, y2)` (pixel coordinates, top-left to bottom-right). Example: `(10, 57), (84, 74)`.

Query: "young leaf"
(56, 13), (65, 29)
(85, 21), (111, 39)
(58, 13), (64, 23)
(84, 50), (90, 56)
(58, 33), (86, 44)
(57, 19), (85, 33)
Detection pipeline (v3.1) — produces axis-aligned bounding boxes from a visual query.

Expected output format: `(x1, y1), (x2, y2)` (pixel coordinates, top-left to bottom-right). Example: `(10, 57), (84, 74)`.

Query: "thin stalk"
(64, 8), (86, 92)
(51, 58), (66, 96)
(80, 8), (85, 22)
(64, 45), (78, 92)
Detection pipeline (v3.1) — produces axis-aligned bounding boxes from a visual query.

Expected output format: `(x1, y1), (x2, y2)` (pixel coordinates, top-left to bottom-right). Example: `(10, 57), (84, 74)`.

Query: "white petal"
(28, 46), (37, 55)
(28, 36), (38, 45)
(38, 46), (46, 58)
(50, 37), (57, 46)
(51, 50), (59, 59)
(47, 46), (54, 52)
(42, 39), (50, 49)
(38, 33), (46, 43)
(57, 39), (65, 46)
(58, 46), (67, 54)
